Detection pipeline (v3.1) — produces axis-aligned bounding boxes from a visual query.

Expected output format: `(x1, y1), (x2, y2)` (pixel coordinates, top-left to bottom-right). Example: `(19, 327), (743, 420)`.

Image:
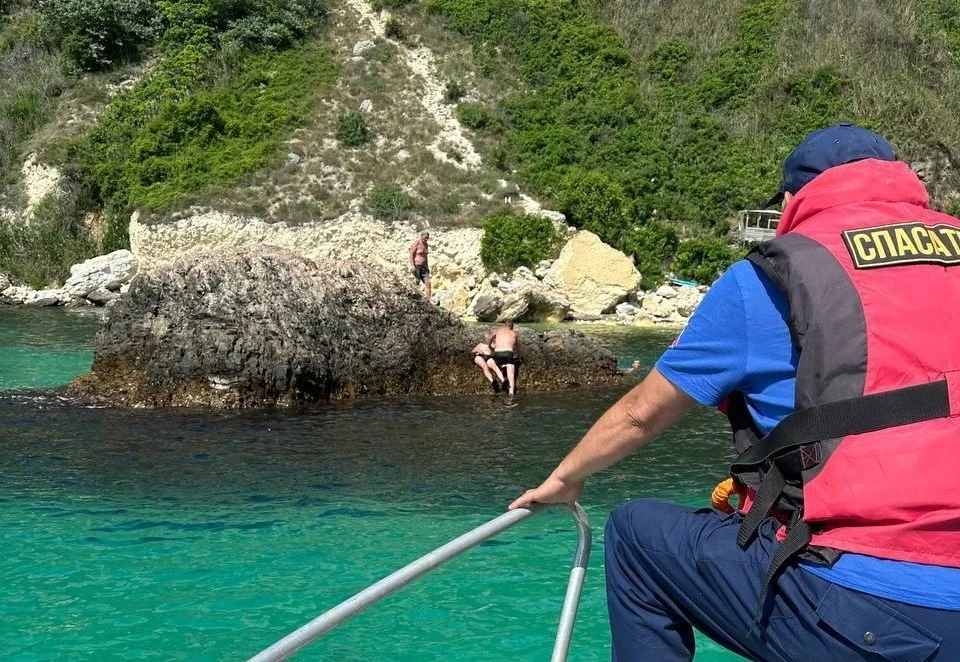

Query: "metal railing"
(248, 503), (591, 662)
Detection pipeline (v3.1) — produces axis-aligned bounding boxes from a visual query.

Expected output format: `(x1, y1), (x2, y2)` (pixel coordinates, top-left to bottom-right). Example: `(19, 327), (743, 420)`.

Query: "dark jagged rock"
(68, 245), (624, 408)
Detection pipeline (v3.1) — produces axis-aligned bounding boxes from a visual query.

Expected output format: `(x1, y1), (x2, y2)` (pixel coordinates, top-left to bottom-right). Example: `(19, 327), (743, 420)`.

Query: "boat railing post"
(552, 502), (591, 662)
(247, 502), (591, 662)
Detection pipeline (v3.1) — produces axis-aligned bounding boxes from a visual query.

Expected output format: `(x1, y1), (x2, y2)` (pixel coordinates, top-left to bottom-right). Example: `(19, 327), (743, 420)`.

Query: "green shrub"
(436, 191), (460, 215)
(372, 0), (415, 9)
(36, 0), (160, 72)
(156, 0), (327, 54)
(0, 9), (48, 51)
(480, 213), (562, 274)
(218, 0), (327, 52)
(336, 111), (370, 147)
(384, 17), (404, 41)
(647, 39), (693, 83)
(672, 238), (737, 285)
(100, 203), (130, 253)
(455, 102), (490, 129)
(0, 194), (95, 288)
(490, 146), (508, 170)
(619, 221), (679, 289)
(445, 145), (463, 162)
(555, 169), (628, 241)
(944, 197), (960, 218)
(365, 184), (414, 221)
(73, 44), (337, 220)
(443, 80), (466, 103)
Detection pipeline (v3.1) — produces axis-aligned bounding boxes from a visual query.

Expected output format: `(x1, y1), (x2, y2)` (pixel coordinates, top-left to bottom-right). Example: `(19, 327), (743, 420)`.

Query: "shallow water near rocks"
(1, 308), (744, 661)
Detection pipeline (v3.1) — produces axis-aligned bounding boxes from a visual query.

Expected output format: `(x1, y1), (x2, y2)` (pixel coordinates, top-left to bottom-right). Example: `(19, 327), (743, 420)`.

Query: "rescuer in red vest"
(511, 124), (960, 660)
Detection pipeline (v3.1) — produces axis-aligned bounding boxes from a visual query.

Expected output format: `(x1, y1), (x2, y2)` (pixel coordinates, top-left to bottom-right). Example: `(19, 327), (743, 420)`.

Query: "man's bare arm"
(408, 241), (417, 268)
(509, 369), (696, 509)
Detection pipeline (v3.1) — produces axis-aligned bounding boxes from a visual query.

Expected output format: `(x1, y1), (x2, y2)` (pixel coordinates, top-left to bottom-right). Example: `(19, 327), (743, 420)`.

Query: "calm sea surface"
(0, 308), (744, 661)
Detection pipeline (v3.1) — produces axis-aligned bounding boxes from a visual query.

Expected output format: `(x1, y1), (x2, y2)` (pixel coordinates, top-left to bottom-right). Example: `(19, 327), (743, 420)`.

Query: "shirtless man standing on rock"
(487, 321), (520, 396)
(408, 230), (431, 302)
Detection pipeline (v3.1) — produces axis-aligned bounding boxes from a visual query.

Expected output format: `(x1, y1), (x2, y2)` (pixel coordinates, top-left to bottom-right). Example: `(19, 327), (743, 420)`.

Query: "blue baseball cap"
(766, 123), (896, 207)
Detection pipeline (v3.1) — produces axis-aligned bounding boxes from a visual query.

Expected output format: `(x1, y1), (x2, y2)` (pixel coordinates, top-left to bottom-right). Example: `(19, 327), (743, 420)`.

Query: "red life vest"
(729, 159), (960, 577)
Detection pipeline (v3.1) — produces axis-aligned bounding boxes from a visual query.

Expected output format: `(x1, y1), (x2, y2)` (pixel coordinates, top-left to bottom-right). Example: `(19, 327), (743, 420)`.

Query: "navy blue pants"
(605, 499), (959, 661)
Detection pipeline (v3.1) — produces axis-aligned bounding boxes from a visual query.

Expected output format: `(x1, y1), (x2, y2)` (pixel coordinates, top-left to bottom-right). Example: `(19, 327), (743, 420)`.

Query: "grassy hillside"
(601, 0), (960, 189)
(2, 0), (960, 289)
(422, 0), (960, 283)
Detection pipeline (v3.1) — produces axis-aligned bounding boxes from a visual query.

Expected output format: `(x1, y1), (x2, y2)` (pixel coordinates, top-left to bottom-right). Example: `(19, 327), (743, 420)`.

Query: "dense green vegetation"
(0, 0), (333, 279)
(427, 0), (960, 285)
(480, 213), (562, 275)
(365, 184), (414, 222)
(903, 1), (960, 66)
(424, 0), (788, 285)
(0, 193), (94, 288)
(76, 44), (335, 249)
(36, 0), (160, 73)
(673, 239), (738, 286)
(336, 111), (371, 148)
(67, 0), (333, 251)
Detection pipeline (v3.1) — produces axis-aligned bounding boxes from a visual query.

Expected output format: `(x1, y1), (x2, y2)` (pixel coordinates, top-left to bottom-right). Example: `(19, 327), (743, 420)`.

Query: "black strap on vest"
(733, 380), (950, 627)
(736, 464), (785, 548)
(733, 379), (949, 470)
(733, 379), (949, 547)
(748, 515), (814, 634)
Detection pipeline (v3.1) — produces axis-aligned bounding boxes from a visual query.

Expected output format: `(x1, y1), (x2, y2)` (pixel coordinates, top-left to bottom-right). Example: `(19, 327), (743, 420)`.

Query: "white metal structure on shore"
(737, 209), (782, 244)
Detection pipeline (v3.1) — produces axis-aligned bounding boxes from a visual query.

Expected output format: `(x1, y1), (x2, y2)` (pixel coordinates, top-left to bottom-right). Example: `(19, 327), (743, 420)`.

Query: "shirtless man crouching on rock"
(487, 321), (520, 396)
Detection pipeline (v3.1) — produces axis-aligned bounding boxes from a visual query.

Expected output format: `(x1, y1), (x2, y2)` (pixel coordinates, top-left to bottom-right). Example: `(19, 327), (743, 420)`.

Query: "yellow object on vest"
(711, 477), (745, 514)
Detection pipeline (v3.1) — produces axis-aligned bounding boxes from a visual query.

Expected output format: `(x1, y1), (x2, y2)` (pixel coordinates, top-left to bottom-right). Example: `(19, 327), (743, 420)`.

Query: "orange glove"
(710, 477), (746, 514)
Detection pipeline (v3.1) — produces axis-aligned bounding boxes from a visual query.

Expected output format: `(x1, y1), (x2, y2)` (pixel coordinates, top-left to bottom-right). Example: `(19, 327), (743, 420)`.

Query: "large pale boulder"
(673, 285), (703, 317)
(465, 275), (569, 323)
(497, 283), (569, 323)
(22, 289), (65, 306)
(640, 293), (675, 318)
(64, 249), (139, 297)
(543, 231), (641, 316)
(438, 281), (475, 315)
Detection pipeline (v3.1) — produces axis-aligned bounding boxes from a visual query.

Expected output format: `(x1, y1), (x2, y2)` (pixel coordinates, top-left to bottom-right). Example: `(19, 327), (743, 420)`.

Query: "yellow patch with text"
(842, 222), (960, 269)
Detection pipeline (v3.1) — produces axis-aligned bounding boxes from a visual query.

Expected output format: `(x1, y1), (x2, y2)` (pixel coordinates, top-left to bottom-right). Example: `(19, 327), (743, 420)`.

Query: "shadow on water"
(0, 385), (733, 514)
(0, 317), (730, 514)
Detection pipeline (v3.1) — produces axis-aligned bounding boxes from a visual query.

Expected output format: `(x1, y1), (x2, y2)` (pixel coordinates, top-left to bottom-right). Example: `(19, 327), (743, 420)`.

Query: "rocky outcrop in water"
(67, 245), (623, 408)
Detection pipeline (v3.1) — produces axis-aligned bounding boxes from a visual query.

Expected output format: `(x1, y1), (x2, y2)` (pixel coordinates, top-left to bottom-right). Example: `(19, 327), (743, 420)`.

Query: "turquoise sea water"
(0, 309), (744, 661)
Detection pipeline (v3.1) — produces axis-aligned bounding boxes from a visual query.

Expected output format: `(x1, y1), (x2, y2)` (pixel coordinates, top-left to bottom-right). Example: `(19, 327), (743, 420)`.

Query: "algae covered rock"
(69, 245), (622, 408)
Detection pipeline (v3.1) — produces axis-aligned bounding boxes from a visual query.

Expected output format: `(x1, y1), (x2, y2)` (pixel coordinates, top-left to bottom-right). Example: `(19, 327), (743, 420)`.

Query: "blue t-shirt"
(656, 260), (960, 610)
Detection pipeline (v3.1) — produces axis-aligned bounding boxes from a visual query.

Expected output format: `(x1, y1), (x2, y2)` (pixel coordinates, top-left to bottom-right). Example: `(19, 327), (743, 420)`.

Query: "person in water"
(487, 321), (520, 396)
(470, 342), (504, 392)
(511, 124), (960, 660)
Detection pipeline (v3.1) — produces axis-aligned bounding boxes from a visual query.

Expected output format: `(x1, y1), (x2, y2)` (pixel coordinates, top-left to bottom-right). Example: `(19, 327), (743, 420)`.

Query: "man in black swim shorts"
(487, 321), (520, 396)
